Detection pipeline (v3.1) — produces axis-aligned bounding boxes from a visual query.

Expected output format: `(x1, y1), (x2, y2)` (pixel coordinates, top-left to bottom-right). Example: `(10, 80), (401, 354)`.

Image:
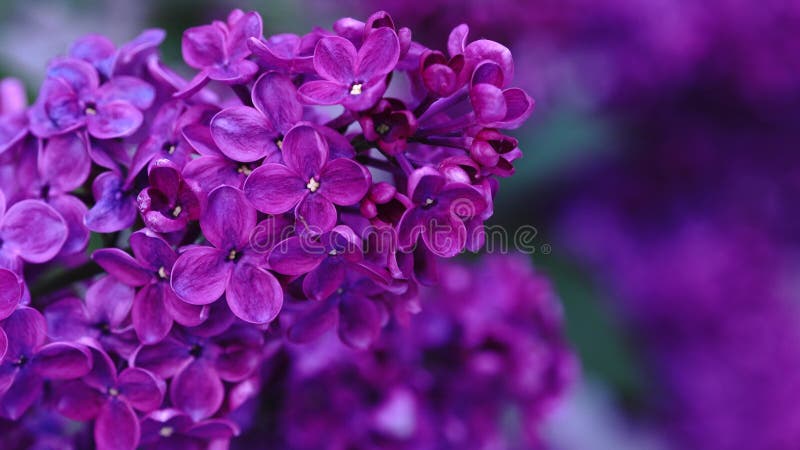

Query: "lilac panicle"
(0, 9), (545, 449)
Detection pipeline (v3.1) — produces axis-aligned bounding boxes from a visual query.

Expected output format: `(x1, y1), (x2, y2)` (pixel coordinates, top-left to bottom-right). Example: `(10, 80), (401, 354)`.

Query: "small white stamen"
(306, 178), (320, 192)
(424, 198), (435, 206)
(159, 426), (174, 437)
(171, 205), (182, 217)
(350, 83), (363, 95)
(157, 267), (168, 279)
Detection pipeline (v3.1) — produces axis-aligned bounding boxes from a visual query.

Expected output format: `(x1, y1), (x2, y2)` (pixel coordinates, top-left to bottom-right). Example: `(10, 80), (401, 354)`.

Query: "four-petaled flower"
(244, 124), (371, 233)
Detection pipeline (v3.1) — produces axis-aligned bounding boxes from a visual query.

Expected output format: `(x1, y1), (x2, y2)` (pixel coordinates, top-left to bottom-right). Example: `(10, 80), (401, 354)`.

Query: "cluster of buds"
(0, 9), (536, 449)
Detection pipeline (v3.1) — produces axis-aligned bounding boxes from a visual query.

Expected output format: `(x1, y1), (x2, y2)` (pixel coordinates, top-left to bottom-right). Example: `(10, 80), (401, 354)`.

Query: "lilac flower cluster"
(235, 254), (576, 449)
(0, 9), (537, 449)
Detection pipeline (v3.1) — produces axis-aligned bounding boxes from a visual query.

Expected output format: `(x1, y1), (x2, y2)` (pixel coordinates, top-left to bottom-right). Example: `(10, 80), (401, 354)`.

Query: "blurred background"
(2, 1), (800, 449)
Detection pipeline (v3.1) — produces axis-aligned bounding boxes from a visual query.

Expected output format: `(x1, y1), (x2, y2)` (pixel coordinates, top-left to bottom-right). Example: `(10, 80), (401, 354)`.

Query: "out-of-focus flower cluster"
(234, 254), (576, 450)
(0, 9), (557, 449)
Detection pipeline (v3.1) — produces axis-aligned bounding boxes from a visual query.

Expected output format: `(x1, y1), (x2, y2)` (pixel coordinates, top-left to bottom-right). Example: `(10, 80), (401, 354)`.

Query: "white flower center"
(350, 83), (363, 95)
(160, 426), (174, 437)
(306, 177), (320, 192)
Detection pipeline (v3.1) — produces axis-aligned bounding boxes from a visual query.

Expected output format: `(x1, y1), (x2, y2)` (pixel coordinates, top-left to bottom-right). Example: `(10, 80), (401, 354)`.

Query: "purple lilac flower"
(136, 159), (202, 234)
(132, 325), (263, 421)
(44, 276), (139, 358)
(93, 230), (206, 344)
(0, 9), (538, 448)
(55, 346), (165, 450)
(243, 124), (371, 233)
(298, 27), (400, 111)
(178, 9), (262, 96)
(28, 58), (155, 139)
(0, 307), (92, 420)
(139, 409), (239, 450)
(170, 185), (283, 324)
(210, 71), (302, 162)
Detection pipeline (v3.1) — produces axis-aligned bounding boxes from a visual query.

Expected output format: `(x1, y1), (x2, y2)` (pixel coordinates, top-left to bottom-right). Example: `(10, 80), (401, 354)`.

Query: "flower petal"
(313, 36), (356, 82)
(32, 342), (92, 379)
(0, 371), (43, 419)
(0, 328), (6, 362)
(132, 284), (173, 345)
(267, 237), (325, 276)
(287, 299), (338, 344)
(318, 158), (370, 205)
(98, 76), (155, 110)
(85, 171), (136, 233)
(252, 72), (302, 133)
(39, 132), (91, 192)
(302, 258), (345, 301)
(297, 80), (347, 105)
(338, 293), (380, 350)
(356, 27), (400, 80)
(119, 367), (165, 412)
(182, 25), (226, 69)
(1, 199), (67, 263)
(131, 336), (191, 380)
(3, 307), (46, 359)
(0, 269), (21, 320)
(243, 163), (306, 214)
(171, 247), (230, 305)
(170, 360), (224, 421)
(44, 297), (88, 341)
(296, 193), (337, 233)
(282, 124), (328, 179)
(88, 101), (144, 139)
(210, 106), (277, 162)
(226, 262), (283, 324)
(130, 230), (177, 271)
(201, 185), (256, 250)
(54, 379), (105, 421)
(95, 399), (140, 450)
(86, 275), (135, 327)
(163, 286), (207, 327)
(48, 194), (90, 255)
(92, 248), (152, 286)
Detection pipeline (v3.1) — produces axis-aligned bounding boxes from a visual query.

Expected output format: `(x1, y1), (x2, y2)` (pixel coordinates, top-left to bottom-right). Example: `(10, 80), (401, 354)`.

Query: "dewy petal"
(297, 80), (347, 106)
(86, 275), (135, 328)
(54, 379), (105, 421)
(39, 132), (91, 192)
(95, 399), (140, 450)
(296, 193), (337, 233)
(118, 367), (165, 412)
(318, 158), (370, 205)
(210, 106), (277, 162)
(32, 342), (91, 379)
(132, 284), (173, 345)
(85, 171), (137, 233)
(282, 124), (328, 179)
(226, 262), (283, 324)
(267, 237), (325, 276)
(201, 186), (256, 250)
(355, 27), (400, 80)
(252, 72), (302, 133)
(170, 359), (224, 421)
(313, 36), (356, 82)
(182, 25), (226, 69)
(243, 163), (306, 214)
(0, 269), (21, 320)
(88, 100), (144, 139)
(92, 248), (152, 286)
(170, 247), (230, 305)
(1, 199), (67, 263)
(130, 230), (177, 271)
(338, 293), (380, 350)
